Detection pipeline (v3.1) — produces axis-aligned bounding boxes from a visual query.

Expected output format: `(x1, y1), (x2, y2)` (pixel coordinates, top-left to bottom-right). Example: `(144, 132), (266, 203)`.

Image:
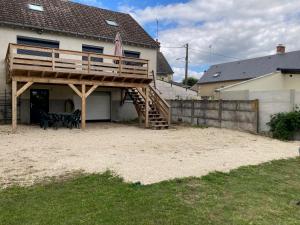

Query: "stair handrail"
(148, 85), (171, 125)
(133, 86), (171, 126)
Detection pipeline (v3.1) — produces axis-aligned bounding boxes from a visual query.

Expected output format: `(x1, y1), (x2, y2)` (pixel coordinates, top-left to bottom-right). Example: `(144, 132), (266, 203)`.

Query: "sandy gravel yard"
(0, 123), (299, 187)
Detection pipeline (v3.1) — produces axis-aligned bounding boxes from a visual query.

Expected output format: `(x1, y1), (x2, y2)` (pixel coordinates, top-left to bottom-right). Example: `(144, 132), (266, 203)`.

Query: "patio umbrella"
(114, 32), (124, 57)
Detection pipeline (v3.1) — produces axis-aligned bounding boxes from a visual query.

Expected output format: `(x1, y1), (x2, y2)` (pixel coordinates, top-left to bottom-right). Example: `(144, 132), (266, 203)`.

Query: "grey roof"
(198, 50), (300, 84)
(0, 0), (158, 49)
(157, 52), (174, 76)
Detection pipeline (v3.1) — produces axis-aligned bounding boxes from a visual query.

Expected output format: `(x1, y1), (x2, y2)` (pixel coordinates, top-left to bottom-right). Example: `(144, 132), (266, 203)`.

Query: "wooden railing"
(148, 85), (171, 125)
(6, 43), (150, 81)
(136, 85), (171, 125)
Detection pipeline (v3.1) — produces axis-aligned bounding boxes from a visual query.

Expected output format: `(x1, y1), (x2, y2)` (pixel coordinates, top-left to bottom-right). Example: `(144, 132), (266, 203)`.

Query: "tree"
(182, 77), (198, 87)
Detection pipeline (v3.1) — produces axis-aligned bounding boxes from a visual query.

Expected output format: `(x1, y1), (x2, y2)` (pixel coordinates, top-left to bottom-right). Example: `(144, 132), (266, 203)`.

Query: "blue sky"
(72, 0), (188, 37)
(73, 0), (300, 82)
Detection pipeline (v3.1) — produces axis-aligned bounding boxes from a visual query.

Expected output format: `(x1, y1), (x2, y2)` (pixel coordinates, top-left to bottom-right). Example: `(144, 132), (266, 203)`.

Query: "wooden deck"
(6, 43), (152, 87)
(5, 44), (170, 132)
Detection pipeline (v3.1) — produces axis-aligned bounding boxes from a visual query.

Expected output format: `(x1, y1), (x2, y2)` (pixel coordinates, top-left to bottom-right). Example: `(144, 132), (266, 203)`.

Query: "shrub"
(267, 110), (300, 140)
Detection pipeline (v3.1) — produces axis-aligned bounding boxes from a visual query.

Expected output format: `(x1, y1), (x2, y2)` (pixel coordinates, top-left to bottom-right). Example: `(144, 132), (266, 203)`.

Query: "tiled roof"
(198, 50), (300, 84)
(0, 0), (158, 48)
(157, 51), (174, 76)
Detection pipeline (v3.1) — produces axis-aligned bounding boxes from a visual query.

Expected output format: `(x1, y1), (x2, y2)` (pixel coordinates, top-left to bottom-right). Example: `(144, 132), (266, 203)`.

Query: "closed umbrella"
(114, 32), (123, 57)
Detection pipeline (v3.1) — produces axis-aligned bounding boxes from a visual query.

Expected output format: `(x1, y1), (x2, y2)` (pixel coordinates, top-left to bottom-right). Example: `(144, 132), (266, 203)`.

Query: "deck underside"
(11, 69), (152, 88)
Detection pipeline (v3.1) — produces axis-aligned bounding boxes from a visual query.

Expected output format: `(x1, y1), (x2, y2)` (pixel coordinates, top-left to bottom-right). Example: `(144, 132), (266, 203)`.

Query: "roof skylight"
(213, 72), (221, 78)
(28, 4), (44, 12)
(106, 20), (118, 26)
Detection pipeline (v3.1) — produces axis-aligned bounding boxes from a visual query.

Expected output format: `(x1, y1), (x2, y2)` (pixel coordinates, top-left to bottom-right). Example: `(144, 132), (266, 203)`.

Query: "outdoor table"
(48, 112), (73, 127)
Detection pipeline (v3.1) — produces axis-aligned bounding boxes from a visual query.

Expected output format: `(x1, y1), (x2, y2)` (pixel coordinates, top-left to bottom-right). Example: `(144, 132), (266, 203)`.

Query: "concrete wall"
(154, 80), (199, 100)
(198, 79), (248, 98)
(220, 72), (300, 132)
(170, 100), (259, 133)
(220, 72), (284, 92)
(221, 89), (300, 132)
(16, 85), (138, 124)
(220, 72), (300, 92)
(0, 26), (157, 91)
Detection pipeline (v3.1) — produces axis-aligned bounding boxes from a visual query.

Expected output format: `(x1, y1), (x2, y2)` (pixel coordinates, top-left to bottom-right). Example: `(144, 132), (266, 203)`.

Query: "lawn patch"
(1, 158), (300, 225)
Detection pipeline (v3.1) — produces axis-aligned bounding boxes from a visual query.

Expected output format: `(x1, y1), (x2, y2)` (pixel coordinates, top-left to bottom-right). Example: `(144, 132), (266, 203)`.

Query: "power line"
(189, 48), (242, 60)
(160, 44), (243, 60)
(160, 46), (185, 49)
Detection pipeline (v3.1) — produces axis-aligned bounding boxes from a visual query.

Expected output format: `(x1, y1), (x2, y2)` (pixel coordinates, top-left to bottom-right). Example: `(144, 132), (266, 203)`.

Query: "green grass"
(1, 158), (300, 225)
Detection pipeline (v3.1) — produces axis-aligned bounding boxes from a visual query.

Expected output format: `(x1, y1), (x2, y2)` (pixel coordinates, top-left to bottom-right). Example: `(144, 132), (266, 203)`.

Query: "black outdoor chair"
(67, 109), (81, 129)
(40, 111), (50, 130)
(50, 113), (61, 129)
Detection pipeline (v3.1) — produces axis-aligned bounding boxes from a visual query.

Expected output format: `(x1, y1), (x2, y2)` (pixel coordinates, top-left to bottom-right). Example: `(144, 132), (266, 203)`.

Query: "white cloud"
(127, 0), (300, 81)
(173, 67), (203, 82)
(74, 0), (103, 8)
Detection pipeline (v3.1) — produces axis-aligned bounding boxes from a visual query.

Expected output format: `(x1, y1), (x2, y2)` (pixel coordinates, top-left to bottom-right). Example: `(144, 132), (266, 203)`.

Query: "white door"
(73, 92), (111, 120)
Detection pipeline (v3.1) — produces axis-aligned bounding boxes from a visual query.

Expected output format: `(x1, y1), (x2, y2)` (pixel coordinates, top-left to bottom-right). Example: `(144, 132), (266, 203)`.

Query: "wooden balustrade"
(148, 85), (171, 125)
(6, 43), (151, 85)
(135, 86), (171, 126)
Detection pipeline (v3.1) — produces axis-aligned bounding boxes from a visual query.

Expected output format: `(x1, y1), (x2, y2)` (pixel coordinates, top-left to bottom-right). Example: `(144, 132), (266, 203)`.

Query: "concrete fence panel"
(170, 99), (259, 133)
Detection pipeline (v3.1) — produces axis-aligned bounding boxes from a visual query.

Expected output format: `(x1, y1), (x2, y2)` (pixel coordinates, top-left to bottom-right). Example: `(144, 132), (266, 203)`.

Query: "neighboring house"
(197, 45), (300, 98)
(218, 68), (300, 131)
(190, 83), (199, 92)
(0, 0), (170, 130)
(156, 51), (174, 82)
(153, 80), (199, 100)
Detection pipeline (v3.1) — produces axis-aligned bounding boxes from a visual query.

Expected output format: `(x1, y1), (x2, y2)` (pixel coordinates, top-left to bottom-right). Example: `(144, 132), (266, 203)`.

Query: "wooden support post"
(88, 54), (91, 74)
(145, 87), (149, 128)
(52, 49), (55, 71)
(12, 80), (17, 133)
(118, 56), (122, 75)
(81, 84), (86, 129)
(139, 111), (143, 127)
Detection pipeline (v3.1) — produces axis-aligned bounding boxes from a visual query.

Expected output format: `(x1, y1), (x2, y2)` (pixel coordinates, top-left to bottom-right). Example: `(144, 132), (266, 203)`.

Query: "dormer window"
(28, 4), (44, 12)
(213, 72), (221, 78)
(106, 20), (118, 26)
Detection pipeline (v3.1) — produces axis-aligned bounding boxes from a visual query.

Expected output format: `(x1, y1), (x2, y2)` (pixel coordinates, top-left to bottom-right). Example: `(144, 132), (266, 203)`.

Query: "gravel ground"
(0, 123), (298, 187)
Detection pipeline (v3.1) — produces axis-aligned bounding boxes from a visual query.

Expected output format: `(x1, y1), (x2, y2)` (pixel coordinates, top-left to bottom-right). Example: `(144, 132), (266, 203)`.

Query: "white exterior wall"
(219, 72), (284, 92)
(0, 26), (157, 90)
(18, 85), (137, 123)
(220, 72), (300, 132)
(0, 26), (155, 123)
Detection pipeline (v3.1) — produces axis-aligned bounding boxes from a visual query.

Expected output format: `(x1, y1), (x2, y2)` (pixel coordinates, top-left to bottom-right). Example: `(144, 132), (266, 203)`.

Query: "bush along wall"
(267, 109), (300, 140)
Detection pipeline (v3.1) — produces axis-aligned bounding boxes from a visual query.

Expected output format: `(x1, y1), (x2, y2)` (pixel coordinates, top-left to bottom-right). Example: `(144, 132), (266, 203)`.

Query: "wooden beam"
(12, 80), (17, 133)
(13, 76), (150, 88)
(68, 84), (82, 97)
(81, 84), (86, 129)
(16, 81), (33, 97)
(85, 84), (99, 98)
(145, 86), (149, 128)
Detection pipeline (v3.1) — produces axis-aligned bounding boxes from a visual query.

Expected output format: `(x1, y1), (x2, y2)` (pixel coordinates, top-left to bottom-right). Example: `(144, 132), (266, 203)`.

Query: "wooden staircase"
(127, 86), (170, 129)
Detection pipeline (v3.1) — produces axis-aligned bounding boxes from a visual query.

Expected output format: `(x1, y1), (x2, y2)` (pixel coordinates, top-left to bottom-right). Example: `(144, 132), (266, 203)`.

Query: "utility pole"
(156, 19), (159, 41)
(184, 43), (189, 89)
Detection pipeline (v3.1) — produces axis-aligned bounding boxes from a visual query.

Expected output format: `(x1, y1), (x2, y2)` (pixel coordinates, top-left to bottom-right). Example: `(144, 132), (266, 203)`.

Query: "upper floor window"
(124, 50), (141, 66)
(28, 4), (44, 12)
(17, 36), (59, 57)
(124, 50), (140, 58)
(82, 44), (104, 62)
